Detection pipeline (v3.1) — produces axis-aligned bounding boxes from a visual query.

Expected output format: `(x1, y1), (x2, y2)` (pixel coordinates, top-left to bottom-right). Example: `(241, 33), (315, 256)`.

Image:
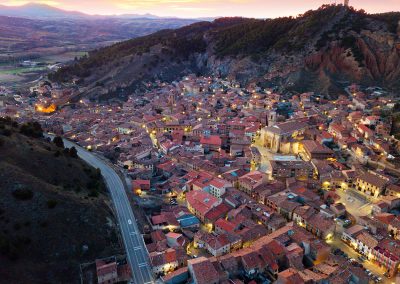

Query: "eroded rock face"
(257, 32), (398, 94)
(58, 7), (400, 99)
(202, 26), (400, 95)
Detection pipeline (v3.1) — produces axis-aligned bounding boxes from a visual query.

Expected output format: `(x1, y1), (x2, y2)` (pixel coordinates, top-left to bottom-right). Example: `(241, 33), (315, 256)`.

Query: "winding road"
(59, 137), (154, 284)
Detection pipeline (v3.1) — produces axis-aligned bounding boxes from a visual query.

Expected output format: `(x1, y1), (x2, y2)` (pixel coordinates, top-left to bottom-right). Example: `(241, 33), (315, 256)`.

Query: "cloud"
(115, 0), (250, 9)
(2, 0), (60, 5)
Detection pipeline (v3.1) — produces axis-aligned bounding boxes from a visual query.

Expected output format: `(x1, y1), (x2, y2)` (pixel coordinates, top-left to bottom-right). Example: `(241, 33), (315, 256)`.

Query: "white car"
(128, 219), (132, 225)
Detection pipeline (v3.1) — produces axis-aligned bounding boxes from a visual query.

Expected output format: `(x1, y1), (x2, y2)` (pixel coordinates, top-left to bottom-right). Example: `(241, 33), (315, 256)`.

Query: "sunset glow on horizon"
(1, 0), (399, 18)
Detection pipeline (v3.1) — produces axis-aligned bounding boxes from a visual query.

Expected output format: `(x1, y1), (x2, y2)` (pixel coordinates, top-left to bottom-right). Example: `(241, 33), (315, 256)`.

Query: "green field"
(0, 50), (88, 86)
(40, 51), (88, 63)
(0, 66), (48, 75)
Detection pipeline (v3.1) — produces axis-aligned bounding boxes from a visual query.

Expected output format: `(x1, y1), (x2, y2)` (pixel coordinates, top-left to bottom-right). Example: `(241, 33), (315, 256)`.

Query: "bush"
(341, 35), (364, 64)
(88, 190), (99, 198)
(69, 147), (78, 158)
(13, 223), (21, 231)
(53, 136), (64, 148)
(1, 129), (12, 137)
(95, 168), (102, 179)
(0, 234), (18, 260)
(12, 188), (33, 201)
(19, 122), (43, 138)
(47, 200), (58, 209)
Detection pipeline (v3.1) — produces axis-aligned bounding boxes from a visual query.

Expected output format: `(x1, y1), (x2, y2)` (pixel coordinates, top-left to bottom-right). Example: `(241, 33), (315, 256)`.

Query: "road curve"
(55, 137), (154, 284)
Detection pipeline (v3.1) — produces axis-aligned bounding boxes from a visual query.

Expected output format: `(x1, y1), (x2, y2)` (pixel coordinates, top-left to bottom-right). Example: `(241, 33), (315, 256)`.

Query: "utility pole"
(344, 0), (349, 6)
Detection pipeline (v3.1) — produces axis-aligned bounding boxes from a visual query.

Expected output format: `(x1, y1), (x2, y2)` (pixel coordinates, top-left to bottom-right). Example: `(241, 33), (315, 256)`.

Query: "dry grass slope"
(0, 119), (121, 284)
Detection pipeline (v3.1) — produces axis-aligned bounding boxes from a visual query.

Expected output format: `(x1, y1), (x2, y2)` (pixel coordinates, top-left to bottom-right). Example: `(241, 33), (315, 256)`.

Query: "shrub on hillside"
(19, 122), (43, 138)
(0, 234), (18, 260)
(12, 188), (33, 201)
(47, 200), (58, 209)
(1, 128), (12, 136)
(53, 136), (64, 148)
(69, 147), (78, 158)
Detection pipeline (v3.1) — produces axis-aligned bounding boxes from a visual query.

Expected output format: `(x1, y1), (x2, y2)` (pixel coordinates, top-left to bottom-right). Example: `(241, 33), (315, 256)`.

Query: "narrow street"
(329, 235), (391, 284)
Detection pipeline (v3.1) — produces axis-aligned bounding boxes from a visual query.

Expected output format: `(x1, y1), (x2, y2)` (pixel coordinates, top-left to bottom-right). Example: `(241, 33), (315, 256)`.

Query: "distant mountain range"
(0, 3), (87, 19)
(0, 4), (202, 63)
(0, 3), (209, 20)
(50, 5), (400, 99)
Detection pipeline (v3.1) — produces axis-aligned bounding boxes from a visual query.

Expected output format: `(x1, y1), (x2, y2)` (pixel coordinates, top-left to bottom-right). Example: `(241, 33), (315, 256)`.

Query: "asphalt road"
(59, 138), (154, 284)
(330, 236), (389, 284)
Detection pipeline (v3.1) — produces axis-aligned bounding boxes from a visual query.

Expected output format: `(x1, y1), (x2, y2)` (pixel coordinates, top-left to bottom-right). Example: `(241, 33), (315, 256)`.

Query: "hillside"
(0, 15), (199, 62)
(0, 118), (120, 283)
(51, 5), (400, 98)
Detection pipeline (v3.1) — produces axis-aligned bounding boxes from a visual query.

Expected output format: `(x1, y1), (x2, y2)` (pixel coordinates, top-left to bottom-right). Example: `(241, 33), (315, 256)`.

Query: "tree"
(69, 147), (78, 158)
(19, 122), (43, 138)
(53, 136), (64, 148)
(47, 200), (58, 209)
(12, 188), (33, 200)
(1, 129), (11, 137)
(393, 103), (400, 112)
(326, 196), (334, 206)
(95, 168), (102, 179)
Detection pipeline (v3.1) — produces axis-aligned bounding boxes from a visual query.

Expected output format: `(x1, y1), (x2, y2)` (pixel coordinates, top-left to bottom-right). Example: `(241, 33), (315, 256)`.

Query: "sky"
(1, 0), (399, 18)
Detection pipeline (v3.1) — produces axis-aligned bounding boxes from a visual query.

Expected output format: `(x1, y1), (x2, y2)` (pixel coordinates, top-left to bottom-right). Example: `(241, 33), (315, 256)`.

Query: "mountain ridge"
(0, 3), (87, 19)
(0, 14), (201, 64)
(0, 3), (213, 20)
(50, 5), (400, 98)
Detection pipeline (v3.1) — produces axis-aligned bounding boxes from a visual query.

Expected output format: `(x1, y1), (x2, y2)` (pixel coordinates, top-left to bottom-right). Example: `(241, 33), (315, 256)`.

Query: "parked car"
(353, 262), (362, 268)
(333, 248), (343, 255)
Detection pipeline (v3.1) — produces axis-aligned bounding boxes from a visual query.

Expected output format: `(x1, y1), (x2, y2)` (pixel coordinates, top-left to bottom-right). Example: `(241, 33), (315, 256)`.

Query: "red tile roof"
(200, 135), (222, 146)
(186, 190), (220, 217)
(204, 203), (231, 222)
(96, 259), (118, 279)
(188, 257), (220, 284)
(152, 214), (166, 225)
(215, 218), (236, 233)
